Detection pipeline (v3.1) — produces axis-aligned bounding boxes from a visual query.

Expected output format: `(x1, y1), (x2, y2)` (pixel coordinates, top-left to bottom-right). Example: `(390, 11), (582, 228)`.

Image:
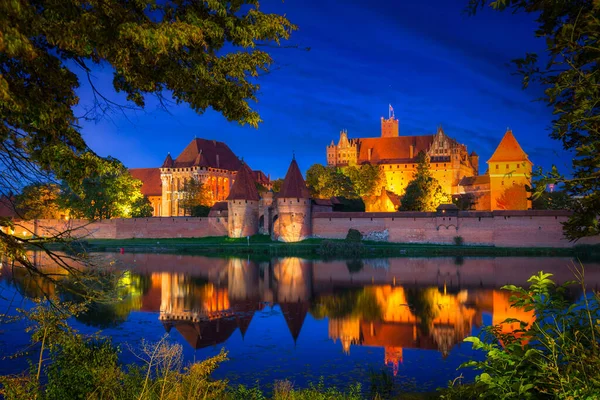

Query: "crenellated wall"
(311, 210), (600, 248)
(11, 217), (228, 240)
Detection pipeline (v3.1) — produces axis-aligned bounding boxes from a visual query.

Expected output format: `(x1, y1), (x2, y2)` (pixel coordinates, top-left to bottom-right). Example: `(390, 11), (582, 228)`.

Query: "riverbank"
(66, 235), (600, 259)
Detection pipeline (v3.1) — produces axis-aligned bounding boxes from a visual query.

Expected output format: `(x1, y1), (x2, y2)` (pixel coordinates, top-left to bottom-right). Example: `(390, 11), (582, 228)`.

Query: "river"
(1, 253), (599, 393)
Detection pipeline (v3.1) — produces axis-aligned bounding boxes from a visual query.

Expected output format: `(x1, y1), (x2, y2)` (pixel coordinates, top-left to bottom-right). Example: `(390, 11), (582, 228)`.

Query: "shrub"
(443, 268), (600, 399)
(453, 236), (464, 246)
(346, 228), (362, 242)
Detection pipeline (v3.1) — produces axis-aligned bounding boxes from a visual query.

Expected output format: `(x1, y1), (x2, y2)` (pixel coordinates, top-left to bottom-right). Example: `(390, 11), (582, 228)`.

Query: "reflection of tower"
(384, 347), (403, 376)
(329, 317), (361, 354)
(492, 290), (535, 345)
(274, 258), (313, 343)
(227, 258), (259, 301)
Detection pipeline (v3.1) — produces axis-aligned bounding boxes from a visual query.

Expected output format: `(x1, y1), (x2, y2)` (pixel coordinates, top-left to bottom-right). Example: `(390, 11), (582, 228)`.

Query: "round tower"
(227, 163), (260, 238)
(273, 158), (312, 242)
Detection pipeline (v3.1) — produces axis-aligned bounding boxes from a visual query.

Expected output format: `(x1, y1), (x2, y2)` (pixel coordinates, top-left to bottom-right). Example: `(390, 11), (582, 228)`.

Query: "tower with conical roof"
(487, 129), (533, 210)
(227, 162), (260, 238)
(273, 158), (312, 242)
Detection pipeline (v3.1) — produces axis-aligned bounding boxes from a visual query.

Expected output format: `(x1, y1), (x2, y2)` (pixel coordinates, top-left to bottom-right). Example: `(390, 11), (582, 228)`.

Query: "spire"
(227, 162), (260, 201)
(278, 158), (310, 198)
(488, 129), (530, 163)
(161, 153), (174, 168)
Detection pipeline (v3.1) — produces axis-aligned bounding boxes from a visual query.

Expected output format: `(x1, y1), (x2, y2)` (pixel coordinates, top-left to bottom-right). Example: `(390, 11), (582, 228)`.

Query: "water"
(1, 253), (599, 393)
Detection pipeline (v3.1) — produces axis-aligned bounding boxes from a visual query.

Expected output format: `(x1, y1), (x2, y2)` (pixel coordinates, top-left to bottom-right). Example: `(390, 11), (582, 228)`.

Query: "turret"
(273, 158), (312, 242)
(227, 163), (260, 238)
(381, 116), (399, 138)
(469, 151), (479, 175)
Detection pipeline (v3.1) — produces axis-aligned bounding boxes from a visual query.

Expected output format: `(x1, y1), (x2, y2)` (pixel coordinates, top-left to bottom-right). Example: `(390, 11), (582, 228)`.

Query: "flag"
(389, 104), (394, 113)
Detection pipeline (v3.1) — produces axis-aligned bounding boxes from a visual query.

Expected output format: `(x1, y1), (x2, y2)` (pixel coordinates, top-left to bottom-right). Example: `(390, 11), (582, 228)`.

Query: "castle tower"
(227, 162), (260, 238)
(487, 129), (533, 210)
(160, 153), (174, 217)
(272, 158), (312, 242)
(469, 151), (479, 175)
(381, 116), (399, 138)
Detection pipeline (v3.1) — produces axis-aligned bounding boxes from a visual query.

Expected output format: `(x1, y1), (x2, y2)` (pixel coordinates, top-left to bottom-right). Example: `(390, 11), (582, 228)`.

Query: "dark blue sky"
(76, 0), (570, 179)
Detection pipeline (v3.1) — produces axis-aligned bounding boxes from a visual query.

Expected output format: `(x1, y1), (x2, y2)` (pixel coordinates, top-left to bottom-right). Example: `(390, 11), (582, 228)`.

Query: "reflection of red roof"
(360, 321), (438, 350)
(172, 139), (242, 171)
(227, 163), (260, 201)
(357, 136), (434, 164)
(488, 130), (530, 163)
(280, 301), (309, 342)
(129, 168), (162, 197)
(279, 159), (310, 198)
(165, 319), (239, 350)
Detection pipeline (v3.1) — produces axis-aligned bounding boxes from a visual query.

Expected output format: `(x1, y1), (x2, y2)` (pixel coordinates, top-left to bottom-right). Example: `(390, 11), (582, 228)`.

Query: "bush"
(453, 236), (464, 246)
(443, 268), (600, 399)
(346, 228), (362, 242)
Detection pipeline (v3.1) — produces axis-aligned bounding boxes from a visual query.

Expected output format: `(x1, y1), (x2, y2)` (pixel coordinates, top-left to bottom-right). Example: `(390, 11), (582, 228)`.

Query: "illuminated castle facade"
(130, 138), (271, 217)
(326, 112), (532, 211)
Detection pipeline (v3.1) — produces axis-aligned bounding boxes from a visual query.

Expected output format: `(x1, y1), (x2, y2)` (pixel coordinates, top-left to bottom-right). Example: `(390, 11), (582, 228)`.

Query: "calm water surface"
(1, 253), (599, 392)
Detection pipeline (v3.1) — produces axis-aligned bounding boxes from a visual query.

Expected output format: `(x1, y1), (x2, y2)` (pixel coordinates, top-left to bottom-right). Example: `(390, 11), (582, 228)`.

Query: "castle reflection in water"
(7, 253), (597, 377)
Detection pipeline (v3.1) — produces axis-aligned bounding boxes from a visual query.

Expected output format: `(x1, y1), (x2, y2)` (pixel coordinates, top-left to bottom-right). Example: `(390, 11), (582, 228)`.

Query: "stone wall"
(312, 210), (600, 248)
(13, 217), (228, 240)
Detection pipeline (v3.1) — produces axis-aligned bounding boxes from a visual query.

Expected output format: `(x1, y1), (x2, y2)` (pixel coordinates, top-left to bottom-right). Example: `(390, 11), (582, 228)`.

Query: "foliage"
(0, 0), (296, 291)
(271, 179), (285, 193)
(399, 152), (451, 211)
(317, 240), (365, 258)
(444, 269), (600, 399)
(131, 195), (154, 218)
(310, 288), (382, 322)
(453, 236), (464, 246)
(332, 197), (366, 212)
(452, 193), (477, 211)
(270, 378), (362, 400)
(191, 205), (211, 218)
(467, 0), (600, 240)
(179, 178), (211, 216)
(344, 164), (386, 198)
(532, 189), (572, 210)
(58, 157), (148, 220)
(346, 228), (362, 242)
(14, 183), (64, 220)
(346, 259), (365, 274)
(495, 184), (529, 210)
(306, 164), (357, 199)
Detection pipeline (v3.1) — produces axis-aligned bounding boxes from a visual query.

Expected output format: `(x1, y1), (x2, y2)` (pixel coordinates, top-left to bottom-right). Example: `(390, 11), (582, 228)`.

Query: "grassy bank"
(70, 235), (600, 259)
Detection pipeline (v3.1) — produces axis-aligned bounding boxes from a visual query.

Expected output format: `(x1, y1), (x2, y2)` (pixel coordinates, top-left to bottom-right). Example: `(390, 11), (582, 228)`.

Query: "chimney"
(216, 154), (220, 168)
(409, 145), (414, 159)
(368, 148), (373, 161)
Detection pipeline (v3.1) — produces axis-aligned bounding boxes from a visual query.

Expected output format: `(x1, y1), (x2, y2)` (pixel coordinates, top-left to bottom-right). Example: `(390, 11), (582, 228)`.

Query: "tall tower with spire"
(272, 157), (312, 242)
(227, 162), (260, 238)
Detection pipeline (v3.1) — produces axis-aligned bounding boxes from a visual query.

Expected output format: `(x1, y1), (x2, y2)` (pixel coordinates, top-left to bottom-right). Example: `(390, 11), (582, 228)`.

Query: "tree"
(306, 164), (357, 199)
(468, 0), (599, 240)
(345, 164), (385, 198)
(131, 196), (154, 218)
(58, 158), (148, 220)
(15, 184), (64, 220)
(532, 188), (572, 211)
(453, 193), (477, 211)
(271, 178), (284, 193)
(1, 0), (295, 285)
(399, 152), (451, 211)
(496, 184), (529, 210)
(179, 178), (211, 216)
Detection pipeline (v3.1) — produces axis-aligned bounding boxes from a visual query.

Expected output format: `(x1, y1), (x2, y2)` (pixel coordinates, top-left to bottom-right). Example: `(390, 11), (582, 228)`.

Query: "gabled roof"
(458, 175), (490, 187)
(129, 168), (162, 197)
(278, 159), (310, 198)
(227, 163), (260, 201)
(172, 138), (242, 171)
(161, 153), (174, 168)
(488, 130), (530, 163)
(357, 135), (435, 164)
(252, 170), (271, 186)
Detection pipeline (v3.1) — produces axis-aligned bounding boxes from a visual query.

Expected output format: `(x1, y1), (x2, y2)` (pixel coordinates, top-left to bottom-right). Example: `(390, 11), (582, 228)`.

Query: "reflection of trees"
(61, 271), (147, 328)
(310, 288), (383, 321)
(404, 288), (439, 335)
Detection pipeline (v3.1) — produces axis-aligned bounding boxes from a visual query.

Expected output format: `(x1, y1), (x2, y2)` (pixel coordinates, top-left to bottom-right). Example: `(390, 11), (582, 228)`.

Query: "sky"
(75, 0), (571, 179)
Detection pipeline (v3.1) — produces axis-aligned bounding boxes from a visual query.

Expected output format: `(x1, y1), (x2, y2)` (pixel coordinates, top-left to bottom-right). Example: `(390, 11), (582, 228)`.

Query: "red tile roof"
(252, 170), (271, 186)
(227, 163), (260, 201)
(488, 130), (530, 163)
(129, 168), (162, 197)
(357, 135), (435, 164)
(171, 138), (242, 171)
(279, 159), (310, 198)
(458, 175), (490, 187)
(161, 154), (174, 168)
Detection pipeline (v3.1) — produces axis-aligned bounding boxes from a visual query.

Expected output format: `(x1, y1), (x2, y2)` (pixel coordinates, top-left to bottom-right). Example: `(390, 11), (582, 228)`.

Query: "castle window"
(506, 164), (509, 169)
(496, 164), (499, 170)
(517, 164), (520, 169)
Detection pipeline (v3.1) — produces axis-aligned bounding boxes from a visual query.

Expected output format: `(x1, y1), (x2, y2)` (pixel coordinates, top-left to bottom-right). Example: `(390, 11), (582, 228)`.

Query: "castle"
(326, 112), (532, 211)
(130, 138), (271, 217)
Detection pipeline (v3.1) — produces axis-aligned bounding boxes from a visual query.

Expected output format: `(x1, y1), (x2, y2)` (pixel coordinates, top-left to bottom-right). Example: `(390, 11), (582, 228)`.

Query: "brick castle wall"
(311, 210), (600, 248)
(9, 210), (599, 248)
